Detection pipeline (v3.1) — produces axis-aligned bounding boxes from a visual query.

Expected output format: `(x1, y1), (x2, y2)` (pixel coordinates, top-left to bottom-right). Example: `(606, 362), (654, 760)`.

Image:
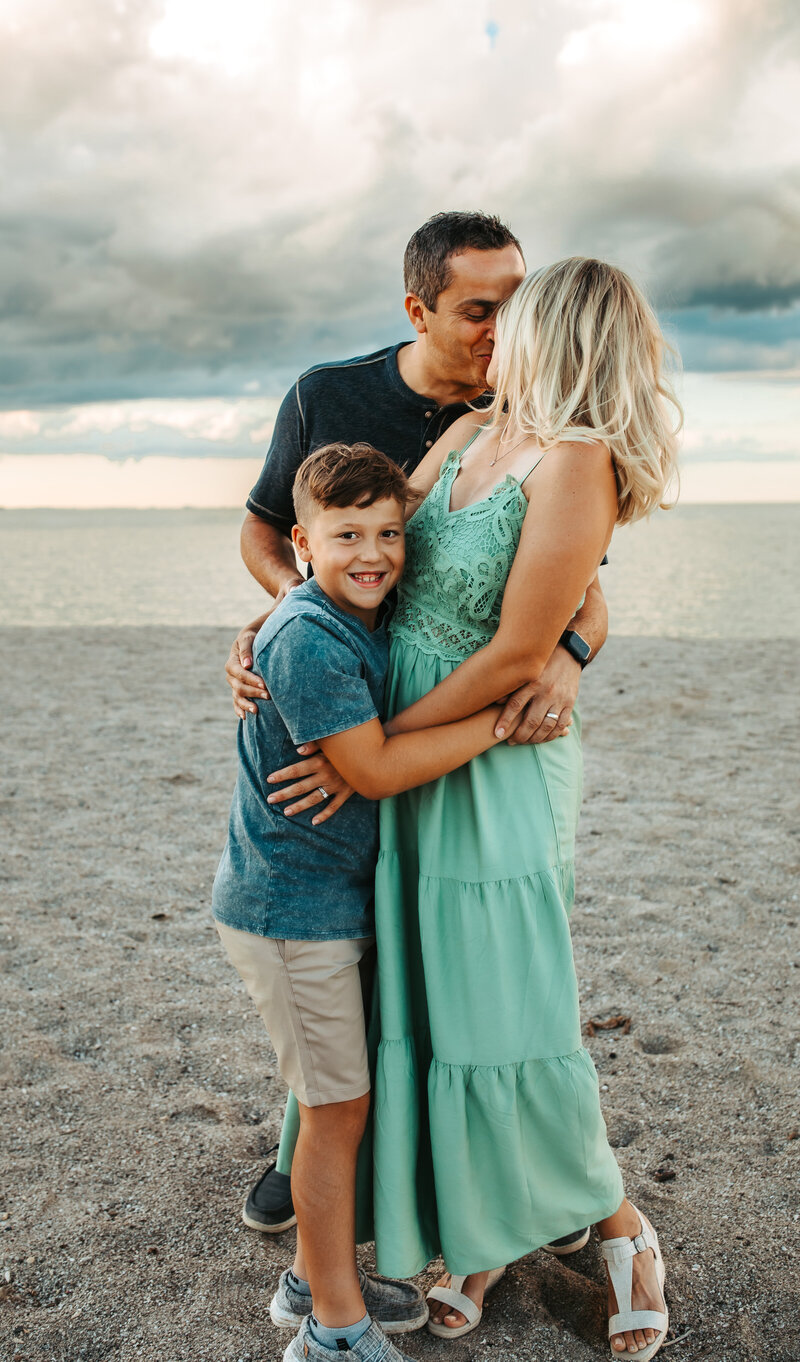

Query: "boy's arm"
(318, 707), (515, 802)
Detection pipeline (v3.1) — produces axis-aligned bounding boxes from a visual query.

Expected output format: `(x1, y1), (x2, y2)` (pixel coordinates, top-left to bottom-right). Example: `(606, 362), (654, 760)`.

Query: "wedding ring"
(545, 712), (559, 721)
(317, 786), (329, 799)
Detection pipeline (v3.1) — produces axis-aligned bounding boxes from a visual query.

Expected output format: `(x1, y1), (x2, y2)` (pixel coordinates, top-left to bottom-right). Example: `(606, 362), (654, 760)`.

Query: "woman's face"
(485, 345), (499, 389)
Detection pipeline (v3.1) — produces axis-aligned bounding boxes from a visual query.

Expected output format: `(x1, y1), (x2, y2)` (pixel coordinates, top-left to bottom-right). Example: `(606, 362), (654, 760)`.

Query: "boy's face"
(292, 497), (405, 628)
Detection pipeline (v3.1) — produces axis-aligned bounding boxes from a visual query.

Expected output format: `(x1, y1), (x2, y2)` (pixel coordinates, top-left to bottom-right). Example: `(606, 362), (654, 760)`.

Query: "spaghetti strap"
(519, 444), (555, 484)
(455, 424), (487, 457)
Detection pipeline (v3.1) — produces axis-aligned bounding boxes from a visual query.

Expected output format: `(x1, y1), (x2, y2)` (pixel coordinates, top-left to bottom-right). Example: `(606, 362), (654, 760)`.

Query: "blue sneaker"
(271, 1266), (428, 1335)
(283, 1315), (415, 1361)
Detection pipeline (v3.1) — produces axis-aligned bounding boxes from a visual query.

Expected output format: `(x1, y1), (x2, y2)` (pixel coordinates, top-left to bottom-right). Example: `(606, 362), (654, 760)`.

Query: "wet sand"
(1, 630), (798, 1361)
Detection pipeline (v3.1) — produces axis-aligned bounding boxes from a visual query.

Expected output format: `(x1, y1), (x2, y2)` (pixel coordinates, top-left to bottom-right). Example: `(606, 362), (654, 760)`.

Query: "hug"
(216, 212), (681, 1362)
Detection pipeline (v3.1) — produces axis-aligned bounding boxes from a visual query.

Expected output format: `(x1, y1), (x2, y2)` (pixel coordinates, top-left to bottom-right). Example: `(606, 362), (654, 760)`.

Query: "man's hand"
(273, 575), (304, 606)
(225, 615), (270, 719)
(266, 743), (355, 824)
(225, 582), (304, 720)
(496, 646), (582, 745)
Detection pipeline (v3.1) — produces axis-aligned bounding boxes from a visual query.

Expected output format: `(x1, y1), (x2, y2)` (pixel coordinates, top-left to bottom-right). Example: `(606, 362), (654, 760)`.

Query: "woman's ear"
(292, 523), (313, 563)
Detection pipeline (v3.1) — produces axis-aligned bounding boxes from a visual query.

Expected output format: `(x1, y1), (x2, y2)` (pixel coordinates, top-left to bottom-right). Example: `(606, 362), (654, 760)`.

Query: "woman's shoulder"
(443, 411), (486, 451)
(536, 435), (615, 477)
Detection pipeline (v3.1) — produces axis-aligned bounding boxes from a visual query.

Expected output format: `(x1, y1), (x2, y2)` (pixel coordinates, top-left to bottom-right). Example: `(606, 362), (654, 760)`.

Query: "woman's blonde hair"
(484, 257), (682, 524)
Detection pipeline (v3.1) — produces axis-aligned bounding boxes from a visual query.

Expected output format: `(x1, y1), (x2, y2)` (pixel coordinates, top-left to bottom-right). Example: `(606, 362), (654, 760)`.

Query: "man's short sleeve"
(246, 384), (306, 531)
(258, 615), (379, 748)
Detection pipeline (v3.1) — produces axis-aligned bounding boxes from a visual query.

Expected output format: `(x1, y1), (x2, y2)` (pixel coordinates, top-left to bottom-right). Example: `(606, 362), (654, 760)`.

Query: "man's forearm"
(240, 512), (304, 597)
(566, 574), (608, 661)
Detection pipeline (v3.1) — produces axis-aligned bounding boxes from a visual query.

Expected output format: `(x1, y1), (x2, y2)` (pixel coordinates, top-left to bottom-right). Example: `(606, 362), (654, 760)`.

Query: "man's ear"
(292, 523), (312, 563)
(404, 292), (428, 335)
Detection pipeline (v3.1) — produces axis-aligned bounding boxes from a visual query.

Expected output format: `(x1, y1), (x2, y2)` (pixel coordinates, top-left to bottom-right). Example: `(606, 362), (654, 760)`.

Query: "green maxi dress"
(367, 436), (624, 1278)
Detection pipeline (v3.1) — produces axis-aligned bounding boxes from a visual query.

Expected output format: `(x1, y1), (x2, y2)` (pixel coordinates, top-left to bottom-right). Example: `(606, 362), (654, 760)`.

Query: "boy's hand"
(266, 743), (354, 824)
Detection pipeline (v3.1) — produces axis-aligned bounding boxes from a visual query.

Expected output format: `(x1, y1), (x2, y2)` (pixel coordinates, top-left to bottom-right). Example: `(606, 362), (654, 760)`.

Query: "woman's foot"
(597, 1202), (668, 1357)
(427, 1271), (490, 1330)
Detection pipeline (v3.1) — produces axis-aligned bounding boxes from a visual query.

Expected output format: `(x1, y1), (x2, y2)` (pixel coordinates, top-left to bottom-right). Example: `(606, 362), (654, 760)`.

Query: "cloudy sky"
(1, 0), (798, 500)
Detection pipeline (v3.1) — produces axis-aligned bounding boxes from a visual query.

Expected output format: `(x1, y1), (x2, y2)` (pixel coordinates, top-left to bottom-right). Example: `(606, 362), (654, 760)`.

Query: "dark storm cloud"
(0, 0), (798, 410)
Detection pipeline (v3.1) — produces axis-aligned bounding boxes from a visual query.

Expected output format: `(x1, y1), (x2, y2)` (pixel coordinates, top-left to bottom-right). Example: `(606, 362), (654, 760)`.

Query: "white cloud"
(0, 410), (41, 437)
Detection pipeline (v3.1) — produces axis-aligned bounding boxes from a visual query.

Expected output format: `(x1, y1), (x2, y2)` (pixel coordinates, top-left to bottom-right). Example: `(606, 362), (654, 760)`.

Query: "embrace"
(214, 212), (682, 1362)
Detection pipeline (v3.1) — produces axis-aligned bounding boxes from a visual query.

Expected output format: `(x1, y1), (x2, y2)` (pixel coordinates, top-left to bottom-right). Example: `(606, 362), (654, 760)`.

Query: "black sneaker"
(542, 1227), (591, 1256)
(243, 1158), (296, 1233)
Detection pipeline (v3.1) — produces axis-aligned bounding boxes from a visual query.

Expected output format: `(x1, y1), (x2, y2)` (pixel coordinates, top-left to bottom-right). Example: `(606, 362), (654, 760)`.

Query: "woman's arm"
(317, 704), (515, 802)
(388, 440), (618, 736)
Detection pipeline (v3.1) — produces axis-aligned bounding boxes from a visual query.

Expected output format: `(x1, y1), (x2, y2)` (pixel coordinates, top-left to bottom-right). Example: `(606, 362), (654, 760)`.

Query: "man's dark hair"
(292, 442), (411, 525)
(403, 211), (523, 311)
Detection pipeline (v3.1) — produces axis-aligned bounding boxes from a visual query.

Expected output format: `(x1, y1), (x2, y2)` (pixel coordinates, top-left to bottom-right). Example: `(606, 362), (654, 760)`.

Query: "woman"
(364, 258), (680, 1362)
(233, 258), (681, 1361)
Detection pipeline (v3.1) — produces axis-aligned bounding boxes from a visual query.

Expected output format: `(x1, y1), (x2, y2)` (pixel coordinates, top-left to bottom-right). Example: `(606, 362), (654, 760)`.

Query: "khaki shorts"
(216, 922), (375, 1107)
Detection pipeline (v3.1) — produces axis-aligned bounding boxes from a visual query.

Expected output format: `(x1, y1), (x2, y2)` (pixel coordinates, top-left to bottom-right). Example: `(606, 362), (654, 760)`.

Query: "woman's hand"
(225, 615), (270, 719)
(266, 743), (355, 824)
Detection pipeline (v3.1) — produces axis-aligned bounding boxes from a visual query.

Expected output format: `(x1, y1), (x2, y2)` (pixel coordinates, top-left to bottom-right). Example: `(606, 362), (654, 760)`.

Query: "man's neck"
(397, 340), (484, 408)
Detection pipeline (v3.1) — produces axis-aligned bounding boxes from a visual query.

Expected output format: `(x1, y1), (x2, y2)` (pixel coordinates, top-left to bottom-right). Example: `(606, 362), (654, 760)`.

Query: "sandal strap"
(425, 1286), (481, 1325)
(599, 1209), (662, 1334)
(601, 1226), (657, 1269)
(609, 1308), (668, 1336)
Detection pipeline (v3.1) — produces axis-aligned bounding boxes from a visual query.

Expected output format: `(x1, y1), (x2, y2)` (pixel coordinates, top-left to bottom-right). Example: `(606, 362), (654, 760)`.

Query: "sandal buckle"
(632, 1232), (647, 1254)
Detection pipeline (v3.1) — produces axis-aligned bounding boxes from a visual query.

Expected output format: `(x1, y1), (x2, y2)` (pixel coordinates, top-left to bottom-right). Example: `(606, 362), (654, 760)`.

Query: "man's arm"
(240, 514), (304, 599)
(242, 382), (308, 596)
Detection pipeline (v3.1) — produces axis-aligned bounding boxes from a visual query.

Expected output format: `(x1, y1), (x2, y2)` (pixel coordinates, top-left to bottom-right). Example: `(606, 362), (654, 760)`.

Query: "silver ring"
(317, 786), (329, 799)
(545, 712), (559, 721)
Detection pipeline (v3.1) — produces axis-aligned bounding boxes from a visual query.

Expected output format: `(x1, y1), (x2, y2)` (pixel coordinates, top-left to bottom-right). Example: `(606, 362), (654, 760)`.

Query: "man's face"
(412, 245), (525, 394)
(293, 497), (405, 628)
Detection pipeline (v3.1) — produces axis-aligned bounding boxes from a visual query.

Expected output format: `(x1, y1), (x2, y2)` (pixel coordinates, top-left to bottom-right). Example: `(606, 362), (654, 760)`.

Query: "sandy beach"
(1, 628), (798, 1362)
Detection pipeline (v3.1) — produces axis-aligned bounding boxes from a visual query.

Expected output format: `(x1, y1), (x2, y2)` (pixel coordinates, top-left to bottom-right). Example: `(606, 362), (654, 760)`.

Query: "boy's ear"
(292, 523), (312, 563)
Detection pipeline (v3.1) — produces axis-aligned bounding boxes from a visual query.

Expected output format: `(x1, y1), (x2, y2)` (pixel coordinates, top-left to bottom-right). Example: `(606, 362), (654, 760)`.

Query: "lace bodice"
(390, 443), (530, 661)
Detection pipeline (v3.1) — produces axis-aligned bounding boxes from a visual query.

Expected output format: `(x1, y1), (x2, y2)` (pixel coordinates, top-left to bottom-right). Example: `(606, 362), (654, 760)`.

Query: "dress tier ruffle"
(365, 637), (623, 1278)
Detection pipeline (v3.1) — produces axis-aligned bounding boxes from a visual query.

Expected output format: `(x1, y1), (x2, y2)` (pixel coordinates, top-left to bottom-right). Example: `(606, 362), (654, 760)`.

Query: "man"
(226, 210), (605, 1258)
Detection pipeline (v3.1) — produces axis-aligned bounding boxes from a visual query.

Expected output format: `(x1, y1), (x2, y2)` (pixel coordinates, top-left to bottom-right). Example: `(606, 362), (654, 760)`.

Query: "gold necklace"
(489, 423), (529, 467)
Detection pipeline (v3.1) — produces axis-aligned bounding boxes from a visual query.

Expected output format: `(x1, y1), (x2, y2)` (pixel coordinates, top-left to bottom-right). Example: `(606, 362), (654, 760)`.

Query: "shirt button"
(425, 440), (433, 448)
(424, 410), (433, 418)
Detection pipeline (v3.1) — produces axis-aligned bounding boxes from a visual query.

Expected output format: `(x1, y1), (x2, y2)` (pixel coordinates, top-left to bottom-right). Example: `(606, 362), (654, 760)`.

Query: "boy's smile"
(292, 497), (405, 629)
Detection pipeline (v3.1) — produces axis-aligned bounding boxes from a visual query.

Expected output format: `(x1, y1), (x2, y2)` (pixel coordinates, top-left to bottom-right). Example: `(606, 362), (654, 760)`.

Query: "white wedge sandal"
(426, 1265), (506, 1339)
(600, 1207), (669, 1362)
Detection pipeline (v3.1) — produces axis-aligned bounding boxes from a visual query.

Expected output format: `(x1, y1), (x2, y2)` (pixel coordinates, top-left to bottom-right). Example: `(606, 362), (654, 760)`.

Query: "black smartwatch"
(559, 628), (592, 668)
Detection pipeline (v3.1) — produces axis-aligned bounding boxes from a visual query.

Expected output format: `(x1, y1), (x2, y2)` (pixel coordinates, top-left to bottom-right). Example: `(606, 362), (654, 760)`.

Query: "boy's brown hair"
(292, 442), (412, 525)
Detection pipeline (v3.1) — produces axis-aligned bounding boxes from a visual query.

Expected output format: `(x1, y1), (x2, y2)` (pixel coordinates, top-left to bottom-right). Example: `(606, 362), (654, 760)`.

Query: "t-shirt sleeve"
(259, 616), (379, 747)
(246, 383), (306, 531)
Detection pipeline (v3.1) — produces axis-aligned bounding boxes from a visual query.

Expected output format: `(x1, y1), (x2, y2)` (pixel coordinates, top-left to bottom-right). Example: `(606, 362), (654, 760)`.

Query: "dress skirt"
(364, 635), (624, 1277)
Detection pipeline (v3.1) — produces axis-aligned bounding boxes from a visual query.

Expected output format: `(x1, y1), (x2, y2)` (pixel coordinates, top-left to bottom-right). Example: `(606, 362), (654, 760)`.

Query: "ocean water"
(1, 504), (798, 636)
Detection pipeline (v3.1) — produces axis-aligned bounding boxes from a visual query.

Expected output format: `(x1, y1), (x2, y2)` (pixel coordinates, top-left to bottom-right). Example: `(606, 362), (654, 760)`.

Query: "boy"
(212, 442), (516, 1362)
